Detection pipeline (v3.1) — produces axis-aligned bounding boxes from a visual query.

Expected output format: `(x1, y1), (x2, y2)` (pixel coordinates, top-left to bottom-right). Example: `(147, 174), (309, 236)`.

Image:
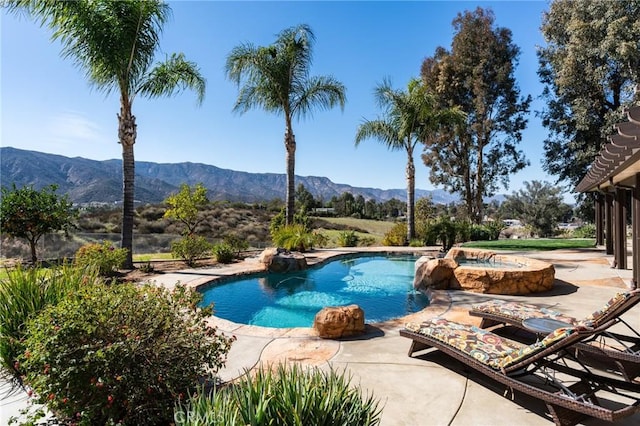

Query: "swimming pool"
(199, 254), (430, 328)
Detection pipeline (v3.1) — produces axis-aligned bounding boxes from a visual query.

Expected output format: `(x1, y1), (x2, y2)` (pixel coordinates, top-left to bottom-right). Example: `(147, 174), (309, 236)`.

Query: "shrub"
(75, 241), (128, 276)
(174, 363), (382, 425)
(171, 235), (213, 266)
(337, 230), (359, 247)
(20, 283), (235, 426)
(382, 222), (407, 246)
(0, 264), (100, 388)
(269, 208), (310, 236)
(573, 223), (596, 238)
(271, 224), (319, 252)
(484, 220), (505, 240)
(469, 224), (490, 241)
(212, 243), (235, 264)
(223, 234), (249, 256)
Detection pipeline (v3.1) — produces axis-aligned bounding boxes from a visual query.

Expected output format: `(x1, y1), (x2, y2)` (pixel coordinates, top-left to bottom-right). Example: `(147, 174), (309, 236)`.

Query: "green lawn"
(461, 238), (596, 251)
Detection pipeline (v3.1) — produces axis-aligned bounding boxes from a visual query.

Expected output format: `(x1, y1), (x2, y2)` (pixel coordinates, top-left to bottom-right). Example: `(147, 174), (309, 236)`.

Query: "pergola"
(575, 102), (640, 288)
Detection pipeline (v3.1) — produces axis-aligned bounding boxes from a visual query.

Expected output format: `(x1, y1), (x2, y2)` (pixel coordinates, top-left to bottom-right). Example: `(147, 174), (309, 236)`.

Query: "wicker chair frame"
(469, 289), (640, 381)
(400, 319), (640, 426)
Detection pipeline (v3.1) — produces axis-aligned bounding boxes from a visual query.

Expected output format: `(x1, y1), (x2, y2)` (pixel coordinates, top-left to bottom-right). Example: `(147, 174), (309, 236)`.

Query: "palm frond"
(293, 76), (346, 120)
(137, 53), (206, 104)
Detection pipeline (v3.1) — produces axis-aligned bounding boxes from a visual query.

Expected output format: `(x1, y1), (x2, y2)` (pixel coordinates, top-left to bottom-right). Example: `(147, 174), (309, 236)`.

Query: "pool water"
(199, 255), (430, 328)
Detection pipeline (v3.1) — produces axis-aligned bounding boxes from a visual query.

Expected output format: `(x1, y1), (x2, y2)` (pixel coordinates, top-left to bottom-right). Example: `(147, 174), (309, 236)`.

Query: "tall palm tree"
(225, 24), (346, 226)
(355, 78), (464, 243)
(8, 0), (206, 268)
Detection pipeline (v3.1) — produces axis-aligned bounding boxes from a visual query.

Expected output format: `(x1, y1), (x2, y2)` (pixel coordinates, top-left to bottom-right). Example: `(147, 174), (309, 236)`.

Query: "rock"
(413, 257), (457, 291)
(259, 247), (307, 273)
(412, 248), (555, 295)
(313, 305), (365, 339)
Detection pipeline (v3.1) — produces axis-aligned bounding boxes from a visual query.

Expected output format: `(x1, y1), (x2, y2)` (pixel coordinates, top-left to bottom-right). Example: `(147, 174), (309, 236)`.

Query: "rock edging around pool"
(414, 248), (555, 295)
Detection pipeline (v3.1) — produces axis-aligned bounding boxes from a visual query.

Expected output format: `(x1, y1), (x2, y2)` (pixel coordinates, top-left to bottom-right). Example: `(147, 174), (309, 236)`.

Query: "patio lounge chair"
(469, 289), (640, 381)
(400, 318), (640, 426)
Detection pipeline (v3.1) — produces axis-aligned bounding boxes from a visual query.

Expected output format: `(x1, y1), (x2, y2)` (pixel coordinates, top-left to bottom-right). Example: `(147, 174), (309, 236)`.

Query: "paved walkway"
(2, 246), (639, 425)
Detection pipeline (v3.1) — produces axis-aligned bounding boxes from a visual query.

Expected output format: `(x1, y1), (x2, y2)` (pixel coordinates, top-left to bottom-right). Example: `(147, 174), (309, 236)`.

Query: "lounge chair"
(400, 318), (640, 426)
(469, 289), (640, 381)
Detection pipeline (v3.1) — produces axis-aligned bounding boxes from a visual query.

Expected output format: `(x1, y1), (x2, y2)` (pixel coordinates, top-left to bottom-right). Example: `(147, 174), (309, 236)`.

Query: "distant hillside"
(1, 147), (461, 205)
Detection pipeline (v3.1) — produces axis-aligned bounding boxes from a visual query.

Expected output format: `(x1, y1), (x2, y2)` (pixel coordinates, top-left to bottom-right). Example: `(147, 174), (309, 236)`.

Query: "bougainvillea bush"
(19, 283), (235, 425)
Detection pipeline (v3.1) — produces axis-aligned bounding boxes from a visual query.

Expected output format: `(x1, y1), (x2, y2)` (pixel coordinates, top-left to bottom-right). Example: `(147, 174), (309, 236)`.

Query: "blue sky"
(1, 1), (558, 199)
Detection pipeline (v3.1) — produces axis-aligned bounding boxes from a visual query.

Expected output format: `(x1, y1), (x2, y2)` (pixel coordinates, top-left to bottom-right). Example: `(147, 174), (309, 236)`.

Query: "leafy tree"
(0, 184), (76, 263)
(355, 78), (464, 242)
(501, 180), (572, 237)
(538, 0), (640, 190)
(421, 7), (531, 224)
(164, 183), (209, 236)
(7, 1), (206, 268)
(415, 196), (436, 223)
(295, 183), (316, 212)
(225, 24), (346, 226)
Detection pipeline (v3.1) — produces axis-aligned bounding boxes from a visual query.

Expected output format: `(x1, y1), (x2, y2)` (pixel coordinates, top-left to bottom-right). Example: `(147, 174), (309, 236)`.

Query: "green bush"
(171, 235), (213, 266)
(223, 234), (249, 255)
(426, 216), (458, 251)
(469, 224), (490, 241)
(20, 283), (235, 426)
(271, 224), (318, 252)
(269, 208), (311, 236)
(573, 223), (596, 238)
(337, 230), (359, 247)
(75, 241), (128, 276)
(0, 264), (100, 388)
(382, 222), (407, 246)
(174, 363), (382, 425)
(484, 220), (506, 240)
(212, 243), (235, 264)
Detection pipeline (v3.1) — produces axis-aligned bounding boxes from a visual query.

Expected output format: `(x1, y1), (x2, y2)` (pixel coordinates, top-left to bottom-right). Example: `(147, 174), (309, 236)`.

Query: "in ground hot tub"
(414, 248), (555, 295)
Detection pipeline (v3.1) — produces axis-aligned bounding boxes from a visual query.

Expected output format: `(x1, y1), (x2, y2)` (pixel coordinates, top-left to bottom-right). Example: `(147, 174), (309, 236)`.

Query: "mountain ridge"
(1, 146), (466, 205)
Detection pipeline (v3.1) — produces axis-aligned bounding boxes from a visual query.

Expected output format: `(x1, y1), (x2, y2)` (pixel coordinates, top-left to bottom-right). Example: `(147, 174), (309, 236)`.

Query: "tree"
(501, 180), (572, 237)
(421, 7), (531, 224)
(8, 1), (206, 268)
(355, 78), (464, 241)
(163, 183), (209, 236)
(295, 183), (316, 213)
(225, 24), (346, 226)
(538, 0), (640, 190)
(0, 184), (77, 263)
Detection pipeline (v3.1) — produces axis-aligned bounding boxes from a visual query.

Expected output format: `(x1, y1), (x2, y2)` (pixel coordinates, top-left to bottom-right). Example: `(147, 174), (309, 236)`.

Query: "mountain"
(1, 147), (459, 205)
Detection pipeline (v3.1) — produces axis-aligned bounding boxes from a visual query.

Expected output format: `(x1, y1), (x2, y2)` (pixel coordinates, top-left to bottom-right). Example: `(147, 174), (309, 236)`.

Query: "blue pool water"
(199, 254), (430, 328)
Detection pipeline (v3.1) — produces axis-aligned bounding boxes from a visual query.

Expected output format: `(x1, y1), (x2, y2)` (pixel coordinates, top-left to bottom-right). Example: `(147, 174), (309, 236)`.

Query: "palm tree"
(355, 78), (464, 243)
(8, 0), (206, 268)
(225, 24), (346, 226)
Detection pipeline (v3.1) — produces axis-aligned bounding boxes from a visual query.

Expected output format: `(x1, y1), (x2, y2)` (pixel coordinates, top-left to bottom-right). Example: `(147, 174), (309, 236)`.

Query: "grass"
(461, 238), (596, 251)
(133, 252), (175, 261)
(314, 217), (396, 245)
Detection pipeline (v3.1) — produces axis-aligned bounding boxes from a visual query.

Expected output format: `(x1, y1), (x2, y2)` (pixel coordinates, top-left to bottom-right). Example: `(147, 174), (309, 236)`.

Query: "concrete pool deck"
(2, 246), (639, 425)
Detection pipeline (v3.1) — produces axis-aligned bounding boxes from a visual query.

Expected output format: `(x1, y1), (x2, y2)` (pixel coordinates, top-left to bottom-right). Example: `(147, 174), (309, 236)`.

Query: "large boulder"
(414, 257), (457, 291)
(313, 305), (365, 339)
(259, 247), (307, 273)
(412, 248), (555, 295)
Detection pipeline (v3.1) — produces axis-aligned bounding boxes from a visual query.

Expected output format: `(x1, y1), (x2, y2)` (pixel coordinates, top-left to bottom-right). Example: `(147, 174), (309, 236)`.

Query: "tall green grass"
(0, 263), (101, 388)
(175, 363), (382, 425)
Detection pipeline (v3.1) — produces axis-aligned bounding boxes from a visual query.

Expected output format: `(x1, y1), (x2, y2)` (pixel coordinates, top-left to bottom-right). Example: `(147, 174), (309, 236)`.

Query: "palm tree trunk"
(285, 126), (296, 226)
(406, 150), (416, 243)
(118, 104), (137, 269)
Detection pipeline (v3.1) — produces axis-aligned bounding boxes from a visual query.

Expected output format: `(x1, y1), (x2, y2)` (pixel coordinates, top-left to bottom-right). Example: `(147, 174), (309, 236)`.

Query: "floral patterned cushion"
(579, 291), (634, 327)
(471, 299), (579, 325)
(405, 319), (576, 371)
(498, 327), (575, 369)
